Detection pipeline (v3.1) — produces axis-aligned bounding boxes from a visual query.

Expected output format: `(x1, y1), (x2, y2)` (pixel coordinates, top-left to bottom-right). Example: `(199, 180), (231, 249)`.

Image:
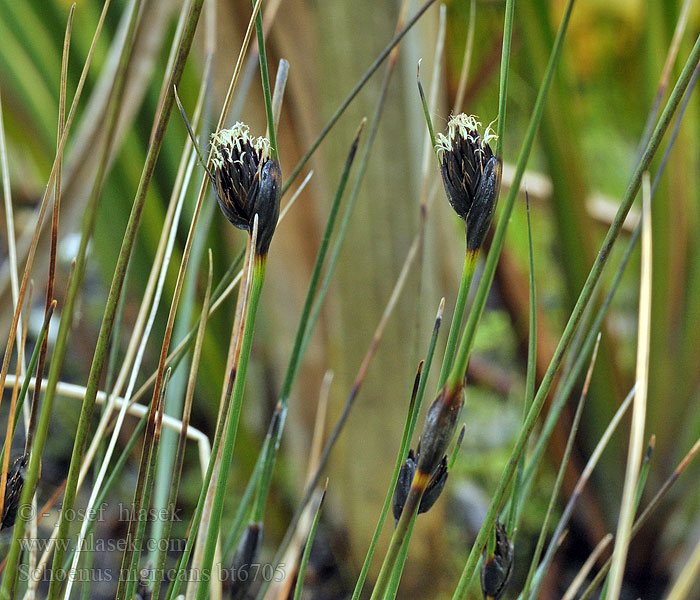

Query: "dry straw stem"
(0, 299), (33, 522)
(666, 536), (700, 600)
(151, 252), (213, 600)
(606, 172), (653, 600)
(523, 386), (635, 600)
(28, 15), (214, 591)
(520, 334), (601, 600)
(562, 533), (614, 600)
(578, 434), (700, 600)
(271, 376), (332, 600)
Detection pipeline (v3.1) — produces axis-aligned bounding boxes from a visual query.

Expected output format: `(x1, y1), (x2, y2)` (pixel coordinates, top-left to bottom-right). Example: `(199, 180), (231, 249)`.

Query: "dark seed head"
(392, 450), (449, 523)
(437, 114), (502, 252)
(230, 522), (262, 600)
(480, 522), (514, 600)
(2, 454), (28, 531)
(210, 123), (282, 256)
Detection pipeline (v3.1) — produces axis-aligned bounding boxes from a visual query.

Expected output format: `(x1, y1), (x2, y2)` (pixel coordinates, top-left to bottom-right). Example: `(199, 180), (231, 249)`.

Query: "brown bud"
(416, 384), (463, 477)
(210, 123), (281, 256)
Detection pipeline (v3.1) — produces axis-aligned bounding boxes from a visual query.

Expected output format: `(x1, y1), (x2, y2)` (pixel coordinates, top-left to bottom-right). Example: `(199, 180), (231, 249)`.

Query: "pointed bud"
(480, 523), (514, 600)
(230, 522), (262, 600)
(210, 123), (282, 256)
(437, 114), (502, 252)
(417, 384), (463, 477)
(1, 454), (28, 531)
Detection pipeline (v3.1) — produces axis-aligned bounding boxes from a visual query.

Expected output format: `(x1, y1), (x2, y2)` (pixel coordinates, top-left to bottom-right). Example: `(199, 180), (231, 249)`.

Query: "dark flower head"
(392, 449), (448, 523)
(210, 123), (281, 256)
(480, 522), (514, 600)
(437, 114), (502, 252)
(2, 454), (28, 531)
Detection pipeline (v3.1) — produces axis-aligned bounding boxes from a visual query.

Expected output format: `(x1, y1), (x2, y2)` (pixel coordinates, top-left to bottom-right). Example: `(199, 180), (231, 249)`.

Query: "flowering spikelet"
(210, 122), (281, 255)
(436, 114), (502, 252)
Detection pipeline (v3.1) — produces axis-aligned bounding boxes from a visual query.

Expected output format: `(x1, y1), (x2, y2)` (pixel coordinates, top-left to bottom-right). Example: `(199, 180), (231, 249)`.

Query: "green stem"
(352, 301), (443, 599)
(495, 0), (515, 158)
(451, 29), (700, 600)
(122, 375), (167, 600)
(385, 515), (417, 598)
(252, 0), (277, 161)
(293, 489), (326, 600)
(437, 250), (477, 390)
(196, 258), (267, 600)
(164, 371), (237, 600)
(521, 379), (587, 599)
(250, 123), (363, 525)
(280, 0), (436, 196)
(370, 479), (424, 600)
(0, 0), (147, 594)
(507, 195), (536, 535)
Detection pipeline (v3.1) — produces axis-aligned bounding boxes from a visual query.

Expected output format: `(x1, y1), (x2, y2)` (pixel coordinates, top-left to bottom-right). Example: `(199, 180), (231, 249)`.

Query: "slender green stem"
(0, 305), (53, 466)
(521, 364), (589, 599)
(222, 423), (268, 558)
(250, 123), (363, 525)
(280, 0), (436, 196)
(437, 251), (477, 390)
(495, 0), (515, 158)
(122, 372), (168, 600)
(164, 369), (238, 600)
(386, 516), (417, 599)
(252, 0), (277, 161)
(417, 65), (438, 161)
(370, 483), (423, 600)
(523, 387), (634, 600)
(507, 195), (536, 535)
(59, 414), (149, 574)
(0, 0), (147, 594)
(352, 300), (443, 599)
(516, 32), (699, 535)
(446, 0), (576, 594)
(152, 259), (213, 599)
(196, 258), (267, 600)
(293, 488), (326, 600)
